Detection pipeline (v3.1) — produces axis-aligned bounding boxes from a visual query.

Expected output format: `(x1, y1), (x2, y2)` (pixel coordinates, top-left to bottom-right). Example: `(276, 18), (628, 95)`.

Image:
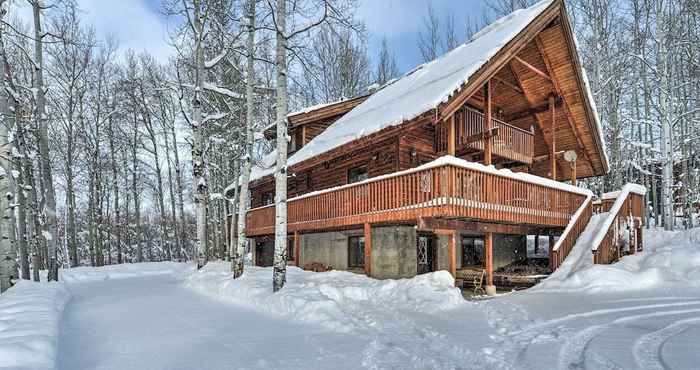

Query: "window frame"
(347, 166), (369, 184)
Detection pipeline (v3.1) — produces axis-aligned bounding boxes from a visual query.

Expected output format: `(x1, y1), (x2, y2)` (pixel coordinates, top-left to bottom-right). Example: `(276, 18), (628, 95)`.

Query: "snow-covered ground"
(1, 227), (699, 369)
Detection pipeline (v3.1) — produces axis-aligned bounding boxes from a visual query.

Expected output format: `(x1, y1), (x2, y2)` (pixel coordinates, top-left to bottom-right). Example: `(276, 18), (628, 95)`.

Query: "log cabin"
(231, 0), (646, 294)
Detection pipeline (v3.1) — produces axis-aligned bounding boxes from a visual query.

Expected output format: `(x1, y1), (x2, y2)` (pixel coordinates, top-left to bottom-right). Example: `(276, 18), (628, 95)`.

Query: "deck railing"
(435, 106), (534, 164)
(246, 158), (588, 237)
(591, 185), (646, 264)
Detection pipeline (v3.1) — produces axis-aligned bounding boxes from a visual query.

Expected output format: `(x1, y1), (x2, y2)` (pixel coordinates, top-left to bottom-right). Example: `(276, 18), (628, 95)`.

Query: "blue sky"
(14, 0), (494, 75)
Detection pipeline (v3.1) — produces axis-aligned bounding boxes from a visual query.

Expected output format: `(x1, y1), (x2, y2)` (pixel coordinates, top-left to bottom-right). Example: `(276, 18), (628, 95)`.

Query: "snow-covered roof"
(247, 0), (555, 183)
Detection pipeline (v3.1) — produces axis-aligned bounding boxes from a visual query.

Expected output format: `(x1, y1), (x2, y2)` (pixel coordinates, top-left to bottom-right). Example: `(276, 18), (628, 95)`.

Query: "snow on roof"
(261, 95), (368, 133)
(247, 0), (555, 183)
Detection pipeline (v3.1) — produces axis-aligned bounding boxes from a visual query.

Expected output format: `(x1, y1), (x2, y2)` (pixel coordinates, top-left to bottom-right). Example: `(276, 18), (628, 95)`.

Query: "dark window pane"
(348, 236), (365, 268)
(348, 167), (368, 184)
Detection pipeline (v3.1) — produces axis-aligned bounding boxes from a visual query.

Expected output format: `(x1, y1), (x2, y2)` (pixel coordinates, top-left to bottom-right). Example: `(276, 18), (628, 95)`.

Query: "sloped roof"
(247, 0), (604, 184)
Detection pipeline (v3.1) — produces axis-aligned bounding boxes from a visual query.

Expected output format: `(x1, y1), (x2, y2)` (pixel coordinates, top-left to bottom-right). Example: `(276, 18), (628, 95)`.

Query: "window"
(262, 192), (274, 206)
(461, 236), (484, 267)
(347, 166), (368, 184)
(287, 236), (295, 262)
(348, 236), (365, 268)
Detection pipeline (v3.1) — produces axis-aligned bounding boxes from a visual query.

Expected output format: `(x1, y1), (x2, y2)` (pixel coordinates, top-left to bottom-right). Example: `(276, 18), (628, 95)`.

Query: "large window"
(461, 236), (484, 267)
(347, 166), (368, 184)
(348, 236), (365, 268)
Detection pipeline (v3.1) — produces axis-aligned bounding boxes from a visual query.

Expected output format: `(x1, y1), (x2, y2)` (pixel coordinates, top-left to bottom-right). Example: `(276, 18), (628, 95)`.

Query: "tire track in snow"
(558, 308), (700, 370)
(489, 300), (700, 369)
(632, 317), (700, 370)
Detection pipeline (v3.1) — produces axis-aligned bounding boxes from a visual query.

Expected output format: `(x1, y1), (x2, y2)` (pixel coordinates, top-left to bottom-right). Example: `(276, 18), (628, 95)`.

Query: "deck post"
(448, 114), (456, 156)
(484, 80), (493, 166)
(448, 231), (456, 280)
(294, 231), (301, 266)
(549, 94), (556, 179)
(485, 231), (495, 295)
(364, 223), (372, 277)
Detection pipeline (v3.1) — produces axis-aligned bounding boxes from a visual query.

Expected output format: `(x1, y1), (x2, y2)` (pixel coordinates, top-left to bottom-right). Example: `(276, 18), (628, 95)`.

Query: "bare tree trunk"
(273, 0), (288, 292)
(233, 0), (256, 278)
(131, 113), (143, 261)
(32, 0), (59, 280)
(657, 1), (674, 231)
(0, 8), (18, 290)
(163, 123), (180, 260)
(191, 0), (208, 268)
(171, 124), (186, 259)
(107, 101), (122, 264)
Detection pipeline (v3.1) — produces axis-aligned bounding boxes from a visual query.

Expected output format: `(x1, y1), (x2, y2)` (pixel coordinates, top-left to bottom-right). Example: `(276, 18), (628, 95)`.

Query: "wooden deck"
(246, 159), (587, 237)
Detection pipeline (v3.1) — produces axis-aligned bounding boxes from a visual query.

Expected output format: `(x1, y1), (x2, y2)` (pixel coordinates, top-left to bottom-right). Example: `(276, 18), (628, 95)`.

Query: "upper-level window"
(262, 191), (274, 206)
(347, 166), (368, 184)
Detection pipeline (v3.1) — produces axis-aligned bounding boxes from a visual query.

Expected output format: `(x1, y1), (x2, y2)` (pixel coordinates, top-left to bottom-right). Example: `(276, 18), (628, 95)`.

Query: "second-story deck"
(246, 156), (588, 238)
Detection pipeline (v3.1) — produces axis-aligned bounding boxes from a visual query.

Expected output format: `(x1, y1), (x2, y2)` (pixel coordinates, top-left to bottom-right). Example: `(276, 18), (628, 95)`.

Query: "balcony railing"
(435, 106), (534, 164)
(246, 157), (588, 237)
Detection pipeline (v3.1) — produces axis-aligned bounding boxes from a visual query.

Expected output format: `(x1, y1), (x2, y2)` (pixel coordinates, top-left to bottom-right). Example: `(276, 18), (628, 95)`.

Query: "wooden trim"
(364, 223), (372, 276)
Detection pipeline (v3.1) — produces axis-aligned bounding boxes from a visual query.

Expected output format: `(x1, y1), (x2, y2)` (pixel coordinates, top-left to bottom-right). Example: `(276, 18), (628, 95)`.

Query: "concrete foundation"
(300, 230), (353, 270)
(371, 226), (417, 279)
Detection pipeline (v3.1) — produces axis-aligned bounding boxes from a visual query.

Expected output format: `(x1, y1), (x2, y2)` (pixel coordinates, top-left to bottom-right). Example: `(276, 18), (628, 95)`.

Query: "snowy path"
(57, 274), (365, 370)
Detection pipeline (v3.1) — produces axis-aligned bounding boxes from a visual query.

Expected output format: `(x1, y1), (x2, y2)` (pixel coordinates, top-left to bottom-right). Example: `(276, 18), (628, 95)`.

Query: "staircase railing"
(549, 194), (593, 270)
(591, 184), (646, 264)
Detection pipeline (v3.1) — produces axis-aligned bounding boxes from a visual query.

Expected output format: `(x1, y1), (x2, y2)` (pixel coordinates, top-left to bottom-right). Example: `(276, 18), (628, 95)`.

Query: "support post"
(448, 231), (456, 280)
(534, 234), (539, 255)
(484, 231), (495, 295)
(570, 160), (577, 185)
(484, 80), (493, 166)
(294, 231), (300, 266)
(301, 126), (307, 146)
(549, 94), (556, 179)
(364, 223), (372, 276)
(448, 114), (456, 156)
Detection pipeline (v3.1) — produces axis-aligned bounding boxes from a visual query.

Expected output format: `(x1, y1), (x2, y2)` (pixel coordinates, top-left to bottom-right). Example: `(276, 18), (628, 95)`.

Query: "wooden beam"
(485, 231), (494, 290)
(484, 80), (493, 166)
(301, 125), (307, 146)
(505, 99), (562, 123)
(513, 56), (552, 81)
(416, 217), (548, 235)
(550, 94), (557, 180)
(294, 231), (301, 266)
(448, 114), (456, 156)
(448, 231), (456, 280)
(364, 223), (372, 276)
(570, 160), (577, 185)
(493, 75), (523, 94)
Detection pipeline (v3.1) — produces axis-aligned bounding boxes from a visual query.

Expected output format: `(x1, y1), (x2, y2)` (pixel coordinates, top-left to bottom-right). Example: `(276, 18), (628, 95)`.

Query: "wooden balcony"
(435, 106), (535, 164)
(246, 157), (587, 237)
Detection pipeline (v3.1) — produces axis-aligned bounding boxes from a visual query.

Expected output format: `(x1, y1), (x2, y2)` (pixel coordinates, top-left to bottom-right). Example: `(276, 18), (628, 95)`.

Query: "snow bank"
(61, 262), (194, 284)
(185, 263), (465, 332)
(537, 227), (700, 293)
(0, 281), (70, 370)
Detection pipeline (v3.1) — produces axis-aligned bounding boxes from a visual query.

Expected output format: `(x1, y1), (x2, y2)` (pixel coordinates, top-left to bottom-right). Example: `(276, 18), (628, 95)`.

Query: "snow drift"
(185, 263), (465, 332)
(0, 281), (70, 370)
(537, 227), (700, 293)
(60, 261), (193, 283)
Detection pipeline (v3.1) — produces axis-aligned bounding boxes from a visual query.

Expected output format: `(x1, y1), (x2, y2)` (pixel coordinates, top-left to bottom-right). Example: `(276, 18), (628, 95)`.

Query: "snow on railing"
(590, 183), (647, 252)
